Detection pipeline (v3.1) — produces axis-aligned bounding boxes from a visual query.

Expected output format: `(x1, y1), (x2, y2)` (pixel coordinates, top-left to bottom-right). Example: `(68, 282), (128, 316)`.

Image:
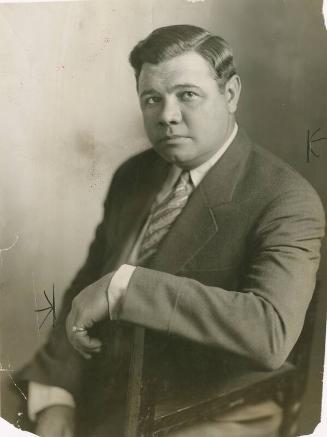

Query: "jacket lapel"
(150, 187), (217, 273)
(150, 129), (253, 274)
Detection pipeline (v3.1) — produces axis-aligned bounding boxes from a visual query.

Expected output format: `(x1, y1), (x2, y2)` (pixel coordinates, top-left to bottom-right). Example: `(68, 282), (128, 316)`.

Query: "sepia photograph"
(0, 1), (326, 436)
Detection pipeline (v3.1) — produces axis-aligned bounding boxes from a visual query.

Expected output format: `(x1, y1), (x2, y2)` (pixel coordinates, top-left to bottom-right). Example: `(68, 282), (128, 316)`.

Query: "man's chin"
(155, 150), (195, 168)
(152, 143), (188, 162)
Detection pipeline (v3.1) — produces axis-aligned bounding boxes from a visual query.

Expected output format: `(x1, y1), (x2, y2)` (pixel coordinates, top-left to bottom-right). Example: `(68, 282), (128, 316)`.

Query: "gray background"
(0, 0), (326, 435)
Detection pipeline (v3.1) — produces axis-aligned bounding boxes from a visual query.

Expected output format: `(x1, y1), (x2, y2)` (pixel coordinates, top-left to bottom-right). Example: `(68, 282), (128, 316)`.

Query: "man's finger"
(79, 350), (92, 360)
(70, 340), (93, 359)
(72, 330), (103, 350)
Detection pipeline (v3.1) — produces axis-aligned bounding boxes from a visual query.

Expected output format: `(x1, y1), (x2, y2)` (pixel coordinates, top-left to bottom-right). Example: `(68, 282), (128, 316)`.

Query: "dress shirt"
(28, 123), (238, 420)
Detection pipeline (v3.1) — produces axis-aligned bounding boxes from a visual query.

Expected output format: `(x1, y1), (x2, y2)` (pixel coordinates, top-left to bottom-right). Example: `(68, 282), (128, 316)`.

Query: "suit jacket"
(19, 129), (325, 431)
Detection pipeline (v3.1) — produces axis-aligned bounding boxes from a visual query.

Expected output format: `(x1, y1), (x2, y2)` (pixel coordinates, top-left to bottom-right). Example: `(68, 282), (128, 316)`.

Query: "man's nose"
(158, 97), (182, 126)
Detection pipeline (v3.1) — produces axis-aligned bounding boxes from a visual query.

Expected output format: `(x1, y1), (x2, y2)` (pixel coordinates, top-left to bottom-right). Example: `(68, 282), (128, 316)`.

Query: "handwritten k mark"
(306, 128), (327, 163)
(35, 284), (56, 329)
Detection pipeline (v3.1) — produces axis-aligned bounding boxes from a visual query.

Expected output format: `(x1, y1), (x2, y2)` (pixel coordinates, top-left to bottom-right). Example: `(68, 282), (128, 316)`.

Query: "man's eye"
(180, 91), (198, 101)
(144, 96), (161, 105)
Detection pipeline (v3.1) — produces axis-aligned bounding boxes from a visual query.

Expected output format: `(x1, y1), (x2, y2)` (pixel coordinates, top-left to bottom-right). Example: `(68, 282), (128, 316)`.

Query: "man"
(19, 25), (325, 437)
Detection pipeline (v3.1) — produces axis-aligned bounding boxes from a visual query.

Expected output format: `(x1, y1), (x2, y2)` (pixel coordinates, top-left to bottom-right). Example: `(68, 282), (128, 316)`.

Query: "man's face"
(138, 51), (239, 169)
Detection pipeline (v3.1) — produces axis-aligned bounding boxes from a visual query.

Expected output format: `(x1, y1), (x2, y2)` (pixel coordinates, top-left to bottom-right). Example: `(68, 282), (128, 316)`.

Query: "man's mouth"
(158, 135), (190, 143)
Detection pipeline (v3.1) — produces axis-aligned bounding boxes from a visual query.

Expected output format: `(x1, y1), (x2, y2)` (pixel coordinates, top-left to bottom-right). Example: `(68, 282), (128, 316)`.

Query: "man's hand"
(66, 273), (114, 359)
(35, 405), (75, 437)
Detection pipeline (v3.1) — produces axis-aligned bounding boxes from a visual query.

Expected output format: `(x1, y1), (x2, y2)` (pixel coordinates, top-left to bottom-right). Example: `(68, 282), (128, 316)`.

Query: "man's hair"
(129, 24), (237, 91)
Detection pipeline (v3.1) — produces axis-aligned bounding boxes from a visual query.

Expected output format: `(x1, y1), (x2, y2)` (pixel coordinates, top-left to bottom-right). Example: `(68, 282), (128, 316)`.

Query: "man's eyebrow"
(171, 83), (201, 91)
(140, 84), (201, 98)
(139, 88), (158, 98)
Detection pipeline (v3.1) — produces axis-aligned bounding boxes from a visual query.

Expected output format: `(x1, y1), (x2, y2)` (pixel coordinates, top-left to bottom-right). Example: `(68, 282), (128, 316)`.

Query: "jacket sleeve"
(118, 188), (325, 371)
(17, 170), (121, 398)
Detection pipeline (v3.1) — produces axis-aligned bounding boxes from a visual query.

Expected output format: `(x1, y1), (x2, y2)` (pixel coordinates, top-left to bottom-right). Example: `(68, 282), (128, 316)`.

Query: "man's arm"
(67, 185), (325, 371)
(17, 161), (125, 395)
(18, 216), (108, 395)
(117, 188), (325, 370)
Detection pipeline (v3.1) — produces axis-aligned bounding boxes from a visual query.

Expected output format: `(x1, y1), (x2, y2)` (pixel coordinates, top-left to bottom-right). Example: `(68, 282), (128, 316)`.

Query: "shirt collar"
(189, 123), (238, 188)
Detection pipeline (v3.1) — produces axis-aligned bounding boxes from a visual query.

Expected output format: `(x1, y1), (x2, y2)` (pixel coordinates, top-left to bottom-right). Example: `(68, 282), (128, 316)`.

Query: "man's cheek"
(145, 125), (159, 144)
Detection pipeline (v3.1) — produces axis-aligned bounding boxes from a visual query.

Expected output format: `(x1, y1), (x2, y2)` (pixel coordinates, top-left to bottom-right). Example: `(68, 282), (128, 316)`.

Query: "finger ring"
(72, 326), (87, 333)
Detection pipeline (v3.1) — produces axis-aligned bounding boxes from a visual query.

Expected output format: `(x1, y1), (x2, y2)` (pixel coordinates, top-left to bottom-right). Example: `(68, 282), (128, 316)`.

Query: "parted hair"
(129, 24), (237, 91)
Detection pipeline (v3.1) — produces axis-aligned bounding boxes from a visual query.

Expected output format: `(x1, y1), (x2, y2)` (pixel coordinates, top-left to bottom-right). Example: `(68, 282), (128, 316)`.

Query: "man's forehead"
(138, 52), (216, 94)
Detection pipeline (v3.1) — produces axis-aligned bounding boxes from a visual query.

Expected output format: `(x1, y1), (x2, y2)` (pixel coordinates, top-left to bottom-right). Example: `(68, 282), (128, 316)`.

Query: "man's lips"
(157, 135), (191, 143)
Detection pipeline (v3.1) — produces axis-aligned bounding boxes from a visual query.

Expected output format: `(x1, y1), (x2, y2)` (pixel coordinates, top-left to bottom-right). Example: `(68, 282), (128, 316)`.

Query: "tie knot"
(176, 170), (191, 188)
(180, 170), (190, 183)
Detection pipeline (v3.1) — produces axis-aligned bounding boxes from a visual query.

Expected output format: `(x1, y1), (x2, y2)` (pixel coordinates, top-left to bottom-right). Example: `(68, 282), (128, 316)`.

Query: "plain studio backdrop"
(0, 0), (326, 435)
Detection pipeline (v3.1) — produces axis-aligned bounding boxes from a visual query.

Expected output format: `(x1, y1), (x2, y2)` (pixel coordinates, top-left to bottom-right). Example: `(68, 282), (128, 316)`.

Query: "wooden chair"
(124, 283), (321, 437)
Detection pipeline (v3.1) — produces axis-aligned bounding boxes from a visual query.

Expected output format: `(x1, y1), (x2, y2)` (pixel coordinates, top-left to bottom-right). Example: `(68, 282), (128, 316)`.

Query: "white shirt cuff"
(28, 382), (75, 422)
(108, 264), (136, 319)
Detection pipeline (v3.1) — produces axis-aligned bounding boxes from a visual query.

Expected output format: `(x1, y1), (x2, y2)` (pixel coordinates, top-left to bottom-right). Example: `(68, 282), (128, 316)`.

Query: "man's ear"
(224, 75), (241, 114)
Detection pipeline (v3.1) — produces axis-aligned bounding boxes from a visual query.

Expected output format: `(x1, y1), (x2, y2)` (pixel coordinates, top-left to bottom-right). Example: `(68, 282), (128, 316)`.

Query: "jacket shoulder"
(226, 131), (324, 229)
(243, 140), (322, 200)
(114, 148), (158, 178)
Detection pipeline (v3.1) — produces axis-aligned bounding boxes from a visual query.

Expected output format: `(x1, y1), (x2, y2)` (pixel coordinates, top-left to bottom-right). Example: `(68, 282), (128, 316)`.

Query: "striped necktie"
(137, 170), (193, 265)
